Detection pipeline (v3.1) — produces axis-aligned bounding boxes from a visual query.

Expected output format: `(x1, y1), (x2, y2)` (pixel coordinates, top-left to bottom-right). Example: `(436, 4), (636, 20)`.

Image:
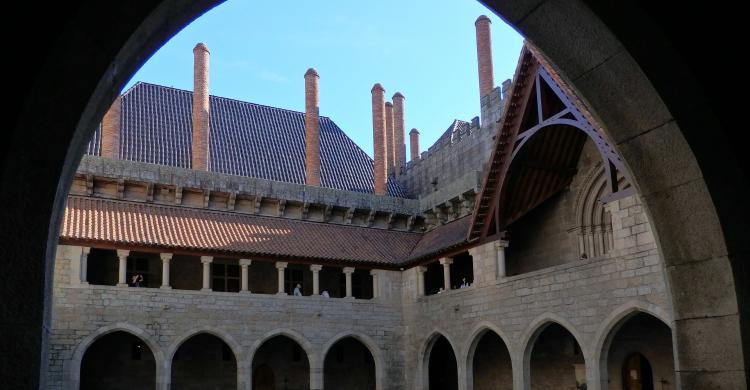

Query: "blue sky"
(124, 0), (524, 157)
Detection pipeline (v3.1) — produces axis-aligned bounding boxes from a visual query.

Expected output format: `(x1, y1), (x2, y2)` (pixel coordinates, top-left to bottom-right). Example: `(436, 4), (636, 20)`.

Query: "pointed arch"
(321, 332), (383, 390)
(419, 330), (460, 390)
(463, 321), (514, 390)
(592, 301), (674, 389)
(68, 323), (164, 390)
(246, 328), (317, 390)
(167, 326), (243, 390)
(520, 313), (588, 390)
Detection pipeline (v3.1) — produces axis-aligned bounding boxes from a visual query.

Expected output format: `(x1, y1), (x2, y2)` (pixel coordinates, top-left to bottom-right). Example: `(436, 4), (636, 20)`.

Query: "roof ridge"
(125, 81), (334, 120)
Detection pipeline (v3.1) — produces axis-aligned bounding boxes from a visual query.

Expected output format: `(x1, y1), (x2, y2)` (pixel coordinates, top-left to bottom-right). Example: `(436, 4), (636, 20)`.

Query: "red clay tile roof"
(61, 196), (423, 266)
(406, 216), (471, 263)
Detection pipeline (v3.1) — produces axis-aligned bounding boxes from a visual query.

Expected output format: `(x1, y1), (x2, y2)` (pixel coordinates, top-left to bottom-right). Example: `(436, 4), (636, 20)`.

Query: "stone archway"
(2, 1), (747, 388)
(170, 333), (238, 390)
(79, 331), (157, 390)
(250, 335), (311, 390)
(466, 328), (513, 390)
(422, 332), (459, 390)
(524, 322), (586, 390)
(323, 336), (377, 390)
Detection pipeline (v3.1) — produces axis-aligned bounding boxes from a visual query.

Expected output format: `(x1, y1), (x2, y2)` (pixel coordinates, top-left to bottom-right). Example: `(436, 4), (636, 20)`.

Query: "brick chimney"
(475, 15), (495, 99)
(371, 83), (387, 196)
(304, 68), (321, 186)
(392, 92), (406, 176)
(385, 101), (394, 175)
(101, 95), (121, 158)
(192, 42), (210, 171)
(410, 128), (420, 161)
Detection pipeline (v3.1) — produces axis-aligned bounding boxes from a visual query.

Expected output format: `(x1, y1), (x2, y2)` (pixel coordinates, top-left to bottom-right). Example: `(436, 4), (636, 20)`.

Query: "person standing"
(293, 283), (302, 296)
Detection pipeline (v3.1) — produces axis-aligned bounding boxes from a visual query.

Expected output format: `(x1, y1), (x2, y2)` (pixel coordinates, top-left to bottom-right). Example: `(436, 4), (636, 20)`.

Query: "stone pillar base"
(201, 288), (212, 292)
(116, 283), (128, 287)
(160, 286), (172, 290)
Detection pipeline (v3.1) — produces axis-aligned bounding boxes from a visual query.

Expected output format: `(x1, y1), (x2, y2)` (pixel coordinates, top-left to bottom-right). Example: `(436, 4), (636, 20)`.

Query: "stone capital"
(275, 261), (288, 270)
(116, 249), (130, 259)
(369, 269), (381, 276)
(310, 264), (322, 272)
(416, 266), (427, 274)
(439, 257), (453, 265)
(160, 253), (173, 261)
(343, 267), (355, 274)
(200, 256), (213, 264)
(495, 240), (509, 249)
(81, 247), (91, 256)
(239, 259), (252, 267)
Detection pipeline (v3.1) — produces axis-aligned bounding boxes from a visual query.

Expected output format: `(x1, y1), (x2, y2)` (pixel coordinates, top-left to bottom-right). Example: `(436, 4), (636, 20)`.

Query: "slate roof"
(86, 82), (405, 197)
(61, 196), (423, 266)
(434, 119), (472, 146)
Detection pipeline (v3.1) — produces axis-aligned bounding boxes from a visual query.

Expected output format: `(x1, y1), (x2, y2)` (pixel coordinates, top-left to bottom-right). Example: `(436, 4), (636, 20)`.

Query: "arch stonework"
(419, 330), (460, 390)
(321, 332), (385, 390)
(591, 301), (674, 389)
(246, 328), (318, 390)
(462, 321), (515, 390)
(519, 313), (589, 390)
(166, 326), (245, 389)
(67, 323), (165, 390)
(2, 0), (747, 388)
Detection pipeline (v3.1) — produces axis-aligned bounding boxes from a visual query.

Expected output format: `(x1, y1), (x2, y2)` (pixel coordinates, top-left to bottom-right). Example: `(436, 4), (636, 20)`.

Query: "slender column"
(79, 247), (90, 285)
(240, 259), (252, 293)
(160, 253), (172, 289)
(416, 266), (426, 297)
(116, 249), (129, 287)
(201, 256), (213, 291)
(495, 240), (509, 278)
(276, 262), (288, 295)
(310, 264), (322, 295)
(439, 257), (453, 290)
(343, 267), (355, 298)
(370, 270), (380, 299)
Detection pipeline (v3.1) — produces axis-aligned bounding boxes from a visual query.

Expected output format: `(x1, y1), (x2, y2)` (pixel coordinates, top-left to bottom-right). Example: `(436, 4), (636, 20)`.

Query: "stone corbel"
(227, 191), (236, 211)
(344, 207), (355, 224)
(278, 199), (287, 217)
(301, 202), (310, 220)
(117, 178), (125, 199)
(253, 196), (263, 214)
(174, 186), (183, 205)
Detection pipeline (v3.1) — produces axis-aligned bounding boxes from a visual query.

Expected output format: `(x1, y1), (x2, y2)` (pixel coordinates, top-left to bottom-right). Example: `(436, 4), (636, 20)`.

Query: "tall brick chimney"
(410, 128), (420, 161)
(371, 83), (387, 196)
(192, 42), (210, 171)
(385, 101), (395, 175)
(304, 68), (321, 186)
(392, 92), (406, 175)
(475, 15), (495, 99)
(101, 95), (121, 158)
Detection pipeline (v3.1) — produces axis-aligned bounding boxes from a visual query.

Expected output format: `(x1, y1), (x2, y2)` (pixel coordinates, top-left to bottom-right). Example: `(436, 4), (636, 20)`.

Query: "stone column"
(79, 247), (90, 285)
(200, 256), (212, 291)
(116, 249), (129, 287)
(495, 240), (509, 278)
(239, 259), (252, 293)
(416, 266), (426, 297)
(343, 267), (355, 298)
(310, 264), (322, 295)
(370, 270), (380, 299)
(439, 257), (453, 290)
(276, 262), (288, 295)
(160, 253), (172, 289)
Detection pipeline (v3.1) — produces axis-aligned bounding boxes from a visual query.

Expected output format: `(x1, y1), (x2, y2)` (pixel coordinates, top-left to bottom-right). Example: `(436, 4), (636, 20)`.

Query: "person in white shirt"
(321, 290), (330, 298)
(293, 283), (302, 296)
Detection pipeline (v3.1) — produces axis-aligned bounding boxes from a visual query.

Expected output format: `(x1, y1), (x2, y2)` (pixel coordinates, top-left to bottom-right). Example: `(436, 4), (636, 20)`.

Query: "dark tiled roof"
(434, 119), (472, 146)
(61, 196), (422, 266)
(407, 216), (472, 262)
(86, 82), (405, 197)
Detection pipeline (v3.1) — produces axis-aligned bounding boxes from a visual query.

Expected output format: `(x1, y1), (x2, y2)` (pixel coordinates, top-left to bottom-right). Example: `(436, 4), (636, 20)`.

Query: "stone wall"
(48, 247), (405, 390)
(399, 193), (673, 390)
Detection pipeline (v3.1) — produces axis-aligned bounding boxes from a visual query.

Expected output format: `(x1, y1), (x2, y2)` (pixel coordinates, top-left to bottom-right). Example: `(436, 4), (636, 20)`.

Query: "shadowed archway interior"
(80, 331), (156, 390)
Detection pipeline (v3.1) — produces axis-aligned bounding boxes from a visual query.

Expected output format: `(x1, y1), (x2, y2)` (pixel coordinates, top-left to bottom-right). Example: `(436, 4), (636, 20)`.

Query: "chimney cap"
(410, 128), (420, 134)
(371, 83), (385, 92)
(385, 101), (393, 107)
(393, 92), (405, 99)
(475, 15), (492, 25)
(305, 68), (319, 78)
(193, 42), (210, 53)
